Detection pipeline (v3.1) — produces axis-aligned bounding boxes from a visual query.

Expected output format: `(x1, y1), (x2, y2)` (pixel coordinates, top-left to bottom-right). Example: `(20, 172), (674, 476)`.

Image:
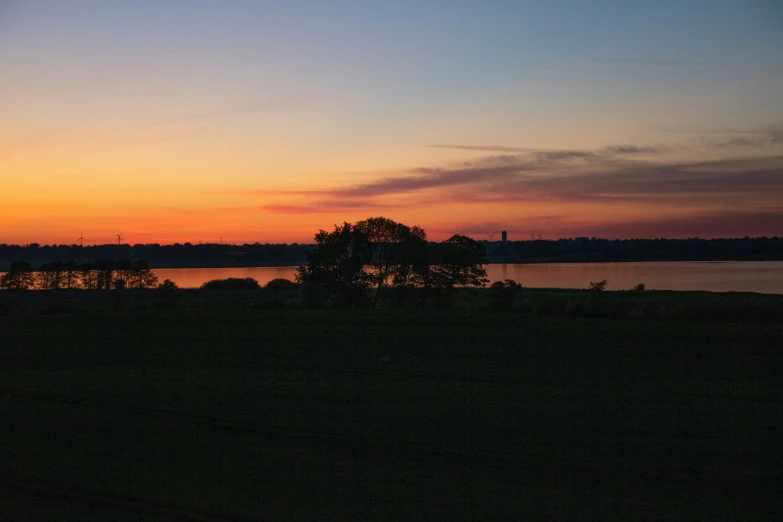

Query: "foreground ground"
(0, 296), (780, 519)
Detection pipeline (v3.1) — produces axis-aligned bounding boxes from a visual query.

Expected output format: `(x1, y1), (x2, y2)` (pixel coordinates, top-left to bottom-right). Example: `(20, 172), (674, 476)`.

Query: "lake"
(152, 261), (783, 293)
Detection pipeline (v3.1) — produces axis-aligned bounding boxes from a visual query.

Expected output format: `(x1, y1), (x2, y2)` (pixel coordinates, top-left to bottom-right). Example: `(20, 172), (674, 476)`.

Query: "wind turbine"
(536, 230), (543, 240)
(488, 233), (496, 243)
(78, 233), (85, 247)
(531, 231), (536, 241)
(116, 232), (124, 246)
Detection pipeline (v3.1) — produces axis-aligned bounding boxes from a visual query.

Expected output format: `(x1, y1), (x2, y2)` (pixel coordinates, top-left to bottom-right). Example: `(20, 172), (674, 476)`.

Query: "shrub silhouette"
(265, 278), (299, 291)
(642, 302), (660, 320)
(488, 280), (522, 311)
(201, 278), (261, 290)
(632, 283), (646, 292)
(537, 298), (569, 316)
(155, 279), (180, 308)
(588, 279), (608, 292)
(569, 302), (591, 317)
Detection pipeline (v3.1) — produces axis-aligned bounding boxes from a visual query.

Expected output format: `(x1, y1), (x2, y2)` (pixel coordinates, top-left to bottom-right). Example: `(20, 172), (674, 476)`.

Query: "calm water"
(151, 261), (783, 293)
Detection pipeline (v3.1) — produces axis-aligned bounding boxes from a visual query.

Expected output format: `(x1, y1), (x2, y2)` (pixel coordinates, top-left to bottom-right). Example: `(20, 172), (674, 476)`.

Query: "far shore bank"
(74, 256), (783, 270)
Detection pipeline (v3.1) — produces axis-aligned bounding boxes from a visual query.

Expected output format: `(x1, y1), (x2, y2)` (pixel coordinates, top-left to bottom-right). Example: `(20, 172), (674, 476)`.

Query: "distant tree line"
(297, 217), (488, 307)
(2, 236), (781, 271)
(0, 260), (158, 291)
(0, 242), (314, 270)
(485, 236), (783, 261)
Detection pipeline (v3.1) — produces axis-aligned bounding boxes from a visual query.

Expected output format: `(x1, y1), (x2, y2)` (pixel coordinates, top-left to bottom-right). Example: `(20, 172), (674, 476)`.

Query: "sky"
(1, 0), (782, 245)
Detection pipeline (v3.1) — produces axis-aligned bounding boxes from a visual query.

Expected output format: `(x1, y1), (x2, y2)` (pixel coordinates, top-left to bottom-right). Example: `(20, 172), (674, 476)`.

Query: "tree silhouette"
(155, 279), (180, 308)
(488, 279), (522, 311)
(79, 262), (99, 290)
(128, 260), (159, 289)
(353, 217), (428, 307)
(297, 218), (487, 307)
(94, 260), (115, 290)
(63, 260), (79, 289)
(0, 260), (36, 290)
(296, 222), (370, 306)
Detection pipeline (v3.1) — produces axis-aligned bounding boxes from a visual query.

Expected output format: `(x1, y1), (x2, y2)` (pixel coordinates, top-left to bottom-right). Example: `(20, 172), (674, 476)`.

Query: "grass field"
(0, 293), (781, 519)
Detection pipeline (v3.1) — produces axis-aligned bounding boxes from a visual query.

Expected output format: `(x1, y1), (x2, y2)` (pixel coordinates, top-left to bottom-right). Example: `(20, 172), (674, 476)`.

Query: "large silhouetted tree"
(296, 222), (370, 306)
(353, 217), (428, 306)
(296, 218), (487, 307)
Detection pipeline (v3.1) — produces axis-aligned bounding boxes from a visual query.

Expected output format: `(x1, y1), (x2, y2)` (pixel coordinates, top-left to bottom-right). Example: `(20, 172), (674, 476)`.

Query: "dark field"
(0, 292), (781, 519)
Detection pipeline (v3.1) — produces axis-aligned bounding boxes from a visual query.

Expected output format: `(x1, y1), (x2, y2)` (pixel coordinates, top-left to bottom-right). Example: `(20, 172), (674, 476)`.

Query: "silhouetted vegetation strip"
(0, 259), (158, 290)
(3, 236), (782, 271)
(200, 278), (261, 290)
(0, 285), (779, 324)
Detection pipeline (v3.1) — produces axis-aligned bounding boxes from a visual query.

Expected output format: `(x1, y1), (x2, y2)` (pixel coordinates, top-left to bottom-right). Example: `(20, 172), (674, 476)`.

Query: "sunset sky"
(1, 1), (782, 245)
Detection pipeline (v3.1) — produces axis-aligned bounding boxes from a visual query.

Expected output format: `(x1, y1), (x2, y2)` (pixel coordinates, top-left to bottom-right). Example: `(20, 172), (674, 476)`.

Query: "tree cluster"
(0, 260), (158, 291)
(296, 217), (488, 307)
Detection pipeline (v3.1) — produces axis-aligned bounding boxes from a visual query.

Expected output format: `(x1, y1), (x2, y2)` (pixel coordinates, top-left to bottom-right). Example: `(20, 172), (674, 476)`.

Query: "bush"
(488, 280), (522, 311)
(265, 278), (299, 291)
(201, 278), (261, 290)
(632, 283), (646, 292)
(300, 281), (329, 308)
(43, 302), (76, 315)
(568, 302), (591, 317)
(517, 302), (535, 315)
(393, 286), (455, 309)
(155, 279), (180, 308)
(588, 279), (608, 292)
(537, 298), (569, 317)
(593, 299), (633, 319)
(250, 298), (287, 309)
(642, 302), (660, 320)
(677, 303), (780, 324)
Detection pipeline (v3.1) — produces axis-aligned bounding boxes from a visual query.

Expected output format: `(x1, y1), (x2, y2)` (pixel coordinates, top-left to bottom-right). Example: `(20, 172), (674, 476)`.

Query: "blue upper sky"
(1, 1), (782, 242)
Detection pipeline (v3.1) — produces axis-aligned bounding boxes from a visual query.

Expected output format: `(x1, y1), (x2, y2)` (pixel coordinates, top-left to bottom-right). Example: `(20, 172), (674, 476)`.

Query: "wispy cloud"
(600, 145), (662, 154)
(237, 139), (783, 237)
(424, 144), (534, 153)
(589, 57), (708, 67)
(261, 199), (402, 214)
(305, 151), (783, 204)
(652, 124), (783, 150)
(426, 144), (663, 156)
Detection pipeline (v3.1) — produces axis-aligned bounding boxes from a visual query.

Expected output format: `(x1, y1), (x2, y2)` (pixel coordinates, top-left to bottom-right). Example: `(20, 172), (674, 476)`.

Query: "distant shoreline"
(3, 257), (783, 272)
(145, 257), (782, 269)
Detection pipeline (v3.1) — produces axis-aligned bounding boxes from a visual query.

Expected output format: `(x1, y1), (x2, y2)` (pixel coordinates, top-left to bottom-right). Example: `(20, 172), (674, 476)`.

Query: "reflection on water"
(152, 261), (783, 293)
